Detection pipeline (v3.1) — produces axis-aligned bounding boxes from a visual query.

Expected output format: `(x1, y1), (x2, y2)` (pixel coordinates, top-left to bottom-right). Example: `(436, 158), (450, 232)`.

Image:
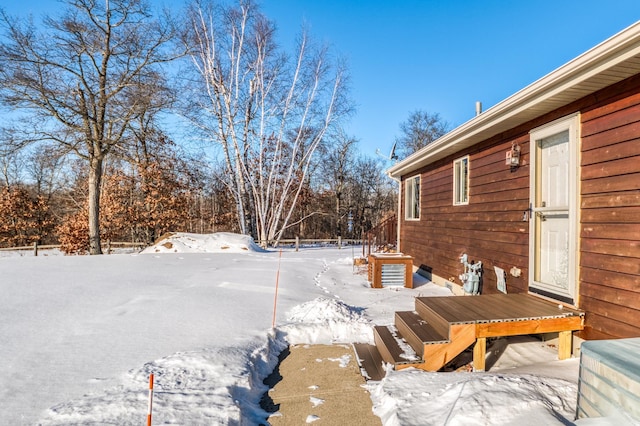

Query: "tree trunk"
(88, 156), (103, 255)
(259, 228), (267, 249)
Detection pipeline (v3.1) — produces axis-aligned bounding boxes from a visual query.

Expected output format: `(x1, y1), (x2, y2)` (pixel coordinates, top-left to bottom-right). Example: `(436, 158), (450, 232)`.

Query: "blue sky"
(3, 1), (640, 156)
(260, 0), (640, 155)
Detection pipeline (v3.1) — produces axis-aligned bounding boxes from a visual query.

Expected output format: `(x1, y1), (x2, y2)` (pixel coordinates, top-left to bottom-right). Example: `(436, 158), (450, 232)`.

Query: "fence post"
(295, 236), (299, 252)
(338, 236), (342, 249)
(33, 241), (38, 257)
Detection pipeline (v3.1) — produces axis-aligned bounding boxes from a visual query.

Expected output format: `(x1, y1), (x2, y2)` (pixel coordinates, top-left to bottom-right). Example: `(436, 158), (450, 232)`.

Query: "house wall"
(400, 74), (640, 338)
(400, 130), (532, 294)
(579, 75), (640, 338)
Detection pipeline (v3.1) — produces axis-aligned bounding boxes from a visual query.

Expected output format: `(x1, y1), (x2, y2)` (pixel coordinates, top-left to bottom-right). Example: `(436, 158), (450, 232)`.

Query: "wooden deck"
(354, 293), (585, 379)
(417, 294), (585, 371)
(416, 293), (583, 324)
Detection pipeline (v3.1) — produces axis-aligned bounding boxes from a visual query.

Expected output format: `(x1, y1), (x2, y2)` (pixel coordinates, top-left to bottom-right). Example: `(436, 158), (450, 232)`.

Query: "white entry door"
(529, 115), (579, 304)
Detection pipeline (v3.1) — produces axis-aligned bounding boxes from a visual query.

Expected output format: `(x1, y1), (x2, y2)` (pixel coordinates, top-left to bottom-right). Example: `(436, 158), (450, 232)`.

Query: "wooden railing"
(0, 241), (146, 256)
(256, 237), (363, 251)
(1, 234), (391, 256)
(0, 238), (362, 255)
(365, 213), (397, 255)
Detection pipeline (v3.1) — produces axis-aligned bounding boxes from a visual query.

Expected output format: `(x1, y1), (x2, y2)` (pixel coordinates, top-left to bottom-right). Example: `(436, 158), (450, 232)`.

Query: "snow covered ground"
(0, 233), (607, 425)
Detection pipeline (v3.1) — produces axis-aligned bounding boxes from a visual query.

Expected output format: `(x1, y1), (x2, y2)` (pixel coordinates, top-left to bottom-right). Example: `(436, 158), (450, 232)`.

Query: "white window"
(453, 156), (469, 205)
(405, 175), (420, 220)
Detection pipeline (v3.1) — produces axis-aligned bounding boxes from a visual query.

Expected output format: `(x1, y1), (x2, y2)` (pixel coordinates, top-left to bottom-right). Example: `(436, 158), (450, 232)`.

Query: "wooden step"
(373, 325), (422, 366)
(395, 311), (449, 357)
(353, 343), (385, 381)
(415, 297), (453, 338)
(421, 323), (477, 371)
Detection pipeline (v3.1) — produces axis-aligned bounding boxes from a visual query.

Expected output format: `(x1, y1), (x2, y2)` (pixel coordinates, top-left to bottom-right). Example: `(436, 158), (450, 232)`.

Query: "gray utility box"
(576, 337), (640, 422)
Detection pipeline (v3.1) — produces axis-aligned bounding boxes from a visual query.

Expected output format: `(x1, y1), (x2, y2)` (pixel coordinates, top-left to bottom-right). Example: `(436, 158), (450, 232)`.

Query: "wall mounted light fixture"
(505, 142), (521, 167)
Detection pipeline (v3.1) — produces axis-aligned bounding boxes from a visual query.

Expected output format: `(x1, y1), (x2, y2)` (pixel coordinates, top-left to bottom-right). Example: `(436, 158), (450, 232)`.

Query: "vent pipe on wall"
(475, 101), (482, 116)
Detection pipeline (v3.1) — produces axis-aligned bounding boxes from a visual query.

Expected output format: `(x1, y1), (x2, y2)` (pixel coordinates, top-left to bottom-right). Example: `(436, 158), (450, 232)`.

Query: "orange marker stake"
(272, 249), (283, 328)
(147, 373), (154, 426)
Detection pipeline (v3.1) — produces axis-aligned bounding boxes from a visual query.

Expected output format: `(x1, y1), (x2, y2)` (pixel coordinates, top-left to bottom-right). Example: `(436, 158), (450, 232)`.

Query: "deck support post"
(473, 337), (486, 372)
(558, 330), (573, 360)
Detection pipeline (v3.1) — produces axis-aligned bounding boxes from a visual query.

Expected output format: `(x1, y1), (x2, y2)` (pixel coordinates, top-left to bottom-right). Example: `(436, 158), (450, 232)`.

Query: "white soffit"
(388, 21), (640, 179)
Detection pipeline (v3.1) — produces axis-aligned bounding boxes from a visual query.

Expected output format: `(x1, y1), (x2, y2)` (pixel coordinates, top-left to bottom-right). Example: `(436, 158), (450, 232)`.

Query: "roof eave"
(388, 21), (640, 179)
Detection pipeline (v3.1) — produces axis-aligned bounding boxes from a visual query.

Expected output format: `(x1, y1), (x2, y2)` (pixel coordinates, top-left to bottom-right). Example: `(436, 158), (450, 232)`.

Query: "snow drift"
(141, 232), (265, 254)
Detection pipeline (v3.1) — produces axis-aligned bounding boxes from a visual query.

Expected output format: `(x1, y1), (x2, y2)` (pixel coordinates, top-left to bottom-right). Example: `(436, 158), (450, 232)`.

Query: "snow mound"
(281, 298), (373, 344)
(287, 297), (368, 324)
(40, 337), (284, 425)
(141, 232), (265, 254)
(369, 369), (578, 425)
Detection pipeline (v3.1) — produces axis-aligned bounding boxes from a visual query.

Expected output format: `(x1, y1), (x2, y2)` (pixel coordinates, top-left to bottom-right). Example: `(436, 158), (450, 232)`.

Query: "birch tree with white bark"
(180, 0), (350, 245)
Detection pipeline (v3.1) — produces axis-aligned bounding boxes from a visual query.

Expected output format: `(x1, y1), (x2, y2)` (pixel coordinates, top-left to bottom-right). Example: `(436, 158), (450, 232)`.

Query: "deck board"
(416, 294), (584, 326)
(395, 311), (448, 345)
(418, 297), (479, 323)
(439, 296), (498, 321)
(353, 343), (385, 381)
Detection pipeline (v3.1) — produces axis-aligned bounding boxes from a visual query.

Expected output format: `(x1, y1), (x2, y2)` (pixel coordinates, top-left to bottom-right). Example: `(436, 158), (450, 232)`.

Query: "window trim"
(405, 174), (421, 220)
(453, 156), (469, 206)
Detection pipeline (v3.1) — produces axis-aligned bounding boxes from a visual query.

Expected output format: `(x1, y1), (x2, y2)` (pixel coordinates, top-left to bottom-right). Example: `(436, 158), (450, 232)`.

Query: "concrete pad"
(265, 344), (381, 425)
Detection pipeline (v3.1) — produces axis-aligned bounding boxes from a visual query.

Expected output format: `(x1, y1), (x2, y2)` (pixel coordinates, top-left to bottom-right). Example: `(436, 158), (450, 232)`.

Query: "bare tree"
(395, 110), (449, 160)
(320, 130), (357, 237)
(0, 0), (179, 254)
(0, 131), (24, 188)
(351, 156), (396, 231)
(180, 0), (350, 245)
(26, 145), (67, 203)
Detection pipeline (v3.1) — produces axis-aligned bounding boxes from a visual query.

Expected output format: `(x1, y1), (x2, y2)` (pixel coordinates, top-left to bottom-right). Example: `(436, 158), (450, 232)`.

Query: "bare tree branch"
(395, 110), (449, 159)
(0, 0), (182, 253)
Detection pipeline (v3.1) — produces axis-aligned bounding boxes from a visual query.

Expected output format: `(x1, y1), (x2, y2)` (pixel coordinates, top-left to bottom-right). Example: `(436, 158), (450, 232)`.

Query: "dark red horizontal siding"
(579, 74), (640, 338)
(400, 133), (530, 295)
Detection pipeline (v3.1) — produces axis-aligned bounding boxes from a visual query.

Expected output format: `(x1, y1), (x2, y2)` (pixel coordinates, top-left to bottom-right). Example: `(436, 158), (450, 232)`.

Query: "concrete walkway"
(264, 344), (381, 425)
